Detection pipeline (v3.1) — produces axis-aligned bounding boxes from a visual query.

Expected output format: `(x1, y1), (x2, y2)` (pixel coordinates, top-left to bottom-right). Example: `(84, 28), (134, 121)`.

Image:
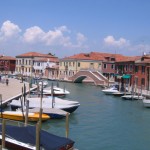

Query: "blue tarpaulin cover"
(0, 124), (74, 150)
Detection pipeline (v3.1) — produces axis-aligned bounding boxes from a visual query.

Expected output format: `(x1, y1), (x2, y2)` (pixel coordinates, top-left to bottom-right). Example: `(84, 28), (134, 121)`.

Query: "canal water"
(41, 81), (150, 150)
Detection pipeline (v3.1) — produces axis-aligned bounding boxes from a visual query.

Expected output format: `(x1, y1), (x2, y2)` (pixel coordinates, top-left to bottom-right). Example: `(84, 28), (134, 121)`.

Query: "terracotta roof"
(61, 52), (127, 61)
(116, 56), (141, 62)
(34, 57), (59, 62)
(0, 55), (16, 60)
(16, 52), (57, 58)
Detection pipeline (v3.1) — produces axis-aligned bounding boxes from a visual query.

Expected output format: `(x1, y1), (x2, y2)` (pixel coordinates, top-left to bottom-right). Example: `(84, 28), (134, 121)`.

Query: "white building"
(15, 52), (58, 77)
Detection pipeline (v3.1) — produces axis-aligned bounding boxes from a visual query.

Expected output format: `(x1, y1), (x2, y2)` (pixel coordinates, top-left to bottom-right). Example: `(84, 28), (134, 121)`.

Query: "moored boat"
(113, 92), (131, 97)
(38, 80), (49, 87)
(0, 124), (75, 150)
(0, 111), (50, 122)
(9, 99), (80, 113)
(143, 99), (150, 107)
(102, 84), (119, 95)
(121, 95), (144, 100)
(42, 86), (70, 97)
(28, 107), (68, 119)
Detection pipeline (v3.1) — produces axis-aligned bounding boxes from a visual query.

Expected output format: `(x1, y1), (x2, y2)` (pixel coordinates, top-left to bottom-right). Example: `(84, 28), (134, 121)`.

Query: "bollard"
(66, 113), (69, 138)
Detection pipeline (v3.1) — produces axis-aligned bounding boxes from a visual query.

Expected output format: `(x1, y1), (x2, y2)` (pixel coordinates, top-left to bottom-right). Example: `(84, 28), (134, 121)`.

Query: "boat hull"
(121, 95), (144, 100)
(143, 99), (150, 107)
(0, 112), (50, 122)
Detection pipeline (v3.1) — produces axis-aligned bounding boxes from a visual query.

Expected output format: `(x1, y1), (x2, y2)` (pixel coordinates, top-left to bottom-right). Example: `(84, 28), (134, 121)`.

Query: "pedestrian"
(6, 78), (9, 86)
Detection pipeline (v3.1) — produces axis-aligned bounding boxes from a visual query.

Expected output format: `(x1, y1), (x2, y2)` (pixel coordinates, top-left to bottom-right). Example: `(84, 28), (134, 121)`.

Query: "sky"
(0, 0), (150, 58)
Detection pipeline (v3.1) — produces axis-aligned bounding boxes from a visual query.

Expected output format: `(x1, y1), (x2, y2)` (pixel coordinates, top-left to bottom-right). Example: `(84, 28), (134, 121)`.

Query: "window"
(142, 66), (145, 73)
(130, 65), (133, 71)
(125, 65), (128, 71)
(78, 62), (80, 67)
(141, 78), (145, 85)
(103, 64), (107, 69)
(73, 62), (75, 67)
(111, 58), (115, 61)
(135, 66), (138, 73)
(69, 62), (71, 66)
(111, 64), (114, 69)
(26, 60), (28, 65)
(90, 63), (94, 68)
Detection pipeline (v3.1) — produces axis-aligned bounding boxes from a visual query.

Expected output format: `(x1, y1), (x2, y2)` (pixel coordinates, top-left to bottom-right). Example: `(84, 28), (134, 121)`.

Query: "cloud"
(0, 20), (89, 57)
(76, 32), (87, 45)
(23, 25), (73, 47)
(0, 20), (21, 40)
(23, 26), (45, 43)
(43, 26), (71, 46)
(104, 35), (129, 47)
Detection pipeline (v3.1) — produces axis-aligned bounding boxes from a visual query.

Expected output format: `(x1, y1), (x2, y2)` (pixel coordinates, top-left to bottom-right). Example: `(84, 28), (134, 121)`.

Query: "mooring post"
(25, 100), (29, 126)
(2, 119), (6, 148)
(39, 81), (43, 130)
(66, 113), (69, 138)
(29, 82), (31, 98)
(36, 122), (40, 150)
(0, 94), (3, 121)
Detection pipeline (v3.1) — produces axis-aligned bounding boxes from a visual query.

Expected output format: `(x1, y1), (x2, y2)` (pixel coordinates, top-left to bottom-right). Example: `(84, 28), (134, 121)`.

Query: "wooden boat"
(0, 111), (50, 122)
(0, 124), (75, 150)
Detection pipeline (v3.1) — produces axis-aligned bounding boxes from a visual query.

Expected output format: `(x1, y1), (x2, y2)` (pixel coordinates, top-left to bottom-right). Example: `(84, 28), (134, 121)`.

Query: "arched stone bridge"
(68, 70), (112, 86)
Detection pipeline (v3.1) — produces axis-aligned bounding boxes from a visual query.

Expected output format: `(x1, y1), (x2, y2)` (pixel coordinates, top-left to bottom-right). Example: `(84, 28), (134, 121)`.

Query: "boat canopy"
(0, 124), (74, 150)
(122, 74), (131, 79)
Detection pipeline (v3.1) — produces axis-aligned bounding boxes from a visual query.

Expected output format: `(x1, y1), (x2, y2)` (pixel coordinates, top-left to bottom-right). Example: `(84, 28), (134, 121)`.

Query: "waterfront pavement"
(0, 78), (37, 105)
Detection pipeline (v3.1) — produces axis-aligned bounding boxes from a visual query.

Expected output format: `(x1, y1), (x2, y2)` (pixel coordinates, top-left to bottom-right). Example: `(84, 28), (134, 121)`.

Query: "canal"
(41, 81), (150, 150)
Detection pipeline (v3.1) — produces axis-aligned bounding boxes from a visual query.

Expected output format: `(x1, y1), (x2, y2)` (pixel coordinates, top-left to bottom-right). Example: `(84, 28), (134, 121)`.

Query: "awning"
(122, 74), (131, 79)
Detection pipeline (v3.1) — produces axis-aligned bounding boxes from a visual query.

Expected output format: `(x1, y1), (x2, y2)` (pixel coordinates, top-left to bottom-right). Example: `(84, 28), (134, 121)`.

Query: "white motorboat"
(143, 99), (150, 107)
(102, 85), (119, 95)
(38, 80), (49, 87)
(9, 98), (80, 113)
(43, 86), (70, 97)
(113, 92), (131, 97)
(121, 95), (144, 100)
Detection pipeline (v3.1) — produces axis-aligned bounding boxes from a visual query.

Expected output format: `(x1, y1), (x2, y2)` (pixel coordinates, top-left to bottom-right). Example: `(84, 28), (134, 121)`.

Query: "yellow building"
(59, 52), (104, 80)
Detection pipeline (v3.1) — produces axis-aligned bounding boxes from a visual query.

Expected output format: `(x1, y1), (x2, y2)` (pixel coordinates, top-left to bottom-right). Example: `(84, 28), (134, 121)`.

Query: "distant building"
(135, 54), (150, 90)
(0, 55), (16, 74)
(59, 52), (104, 80)
(15, 52), (58, 77)
(59, 52), (128, 81)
